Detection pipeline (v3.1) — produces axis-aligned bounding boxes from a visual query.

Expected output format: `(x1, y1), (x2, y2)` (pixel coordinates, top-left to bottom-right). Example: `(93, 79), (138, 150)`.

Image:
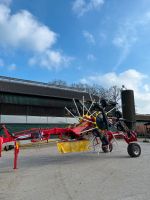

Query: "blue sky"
(0, 0), (150, 113)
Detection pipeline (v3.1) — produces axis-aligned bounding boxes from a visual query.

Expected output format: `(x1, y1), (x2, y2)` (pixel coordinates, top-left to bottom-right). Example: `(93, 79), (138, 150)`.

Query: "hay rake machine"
(0, 97), (141, 169)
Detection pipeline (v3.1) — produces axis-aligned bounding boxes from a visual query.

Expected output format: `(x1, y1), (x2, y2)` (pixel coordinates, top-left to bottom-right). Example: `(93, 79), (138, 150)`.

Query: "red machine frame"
(0, 115), (140, 169)
(0, 99), (141, 169)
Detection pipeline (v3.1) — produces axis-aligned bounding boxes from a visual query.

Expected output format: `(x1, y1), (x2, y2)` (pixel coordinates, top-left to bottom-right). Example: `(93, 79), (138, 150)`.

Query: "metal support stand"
(0, 137), (3, 157)
(14, 141), (20, 169)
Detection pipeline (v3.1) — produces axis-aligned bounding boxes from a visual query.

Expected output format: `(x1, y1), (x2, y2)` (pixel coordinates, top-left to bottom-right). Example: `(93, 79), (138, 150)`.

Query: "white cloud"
(80, 69), (150, 114)
(0, 59), (17, 70)
(143, 84), (150, 92)
(0, 4), (57, 52)
(81, 69), (146, 89)
(112, 24), (138, 70)
(72, 0), (104, 17)
(0, 58), (4, 67)
(113, 11), (150, 69)
(0, 3), (71, 70)
(8, 63), (17, 71)
(87, 54), (96, 61)
(83, 30), (95, 44)
(29, 50), (73, 70)
(138, 11), (150, 26)
(0, 0), (12, 6)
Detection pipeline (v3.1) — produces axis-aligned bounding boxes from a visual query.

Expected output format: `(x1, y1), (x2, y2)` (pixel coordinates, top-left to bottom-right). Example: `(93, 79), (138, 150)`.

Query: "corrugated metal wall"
(0, 92), (80, 116)
(0, 93), (74, 107)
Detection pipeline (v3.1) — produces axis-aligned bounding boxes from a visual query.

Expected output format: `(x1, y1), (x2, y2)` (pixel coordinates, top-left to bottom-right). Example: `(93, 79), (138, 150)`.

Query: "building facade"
(135, 114), (150, 137)
(0, 76), (149, 136)
(0, 76), (94, 132)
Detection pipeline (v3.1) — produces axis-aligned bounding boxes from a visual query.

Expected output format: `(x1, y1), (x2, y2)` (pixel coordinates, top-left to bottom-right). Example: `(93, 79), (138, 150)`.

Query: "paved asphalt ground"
(0, 140), (150, 200)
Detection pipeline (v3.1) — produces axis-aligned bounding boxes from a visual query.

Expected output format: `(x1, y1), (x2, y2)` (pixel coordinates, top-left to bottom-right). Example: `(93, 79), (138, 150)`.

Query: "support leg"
(0, 137), (3, 157)
(14, 141), (19, 169)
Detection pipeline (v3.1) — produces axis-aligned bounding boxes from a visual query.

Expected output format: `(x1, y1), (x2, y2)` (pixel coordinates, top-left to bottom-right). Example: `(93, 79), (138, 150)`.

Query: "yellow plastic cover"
(57, 140), (90, 154)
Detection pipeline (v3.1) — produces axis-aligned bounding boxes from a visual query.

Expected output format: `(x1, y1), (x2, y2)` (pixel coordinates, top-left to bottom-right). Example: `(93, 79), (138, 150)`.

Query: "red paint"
(13, 141), (19, 169)
(0, 117), (139, 169)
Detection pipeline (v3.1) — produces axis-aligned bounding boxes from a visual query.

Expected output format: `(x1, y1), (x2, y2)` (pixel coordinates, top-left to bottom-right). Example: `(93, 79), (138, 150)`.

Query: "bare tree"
(71, 83), (108, 97)
(48, 80), (67, 87)
(70, 83), (87, 91)
(48, 80), (121, 106)
(107, 86), (121, 103)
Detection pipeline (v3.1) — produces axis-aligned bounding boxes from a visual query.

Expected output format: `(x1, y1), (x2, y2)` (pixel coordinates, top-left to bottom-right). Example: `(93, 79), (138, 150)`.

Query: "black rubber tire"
(4, 145), (14, 151)
(109, 143), (113, 152)
(102, 143), (113, 153)
(127, 143), (141, 157)
(8, 145), (14, 150)
(4, 145), (9, 151)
